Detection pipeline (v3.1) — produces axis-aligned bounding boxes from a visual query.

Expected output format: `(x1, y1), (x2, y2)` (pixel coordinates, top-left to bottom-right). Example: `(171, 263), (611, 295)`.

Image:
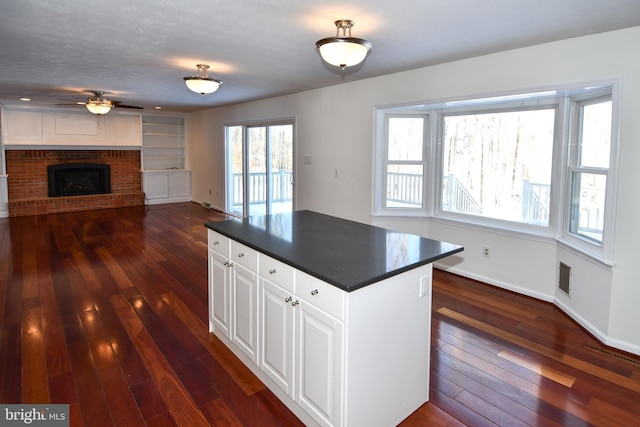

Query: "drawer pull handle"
(213, 241), (220, 245)
(311, 289), (319, 296)
(291, 300), (299, 307)
(238, 252), (244, 257)
(269, 269), (277, 274)
(223, 261), (233, 268)
(285, 297), (292, 303)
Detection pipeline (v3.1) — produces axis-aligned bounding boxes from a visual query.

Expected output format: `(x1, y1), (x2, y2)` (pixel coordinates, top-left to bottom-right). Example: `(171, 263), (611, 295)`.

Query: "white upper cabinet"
(3, 108), (141, 147)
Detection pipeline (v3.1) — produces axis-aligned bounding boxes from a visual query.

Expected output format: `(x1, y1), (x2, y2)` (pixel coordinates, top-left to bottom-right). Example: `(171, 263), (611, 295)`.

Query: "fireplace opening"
(48, 163), (111, 197)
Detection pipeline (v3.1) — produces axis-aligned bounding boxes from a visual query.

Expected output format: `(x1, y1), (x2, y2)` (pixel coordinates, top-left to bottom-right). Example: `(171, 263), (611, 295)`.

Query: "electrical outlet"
(482, 246), (490, 258)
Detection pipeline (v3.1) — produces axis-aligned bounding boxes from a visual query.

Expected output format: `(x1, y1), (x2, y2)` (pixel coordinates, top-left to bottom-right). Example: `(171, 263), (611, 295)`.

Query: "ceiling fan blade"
(113, 103), (143, 109)
(57, 97), (85, 104)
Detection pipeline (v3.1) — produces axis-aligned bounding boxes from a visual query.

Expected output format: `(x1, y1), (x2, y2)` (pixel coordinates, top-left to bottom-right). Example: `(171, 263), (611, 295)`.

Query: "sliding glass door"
(226, 122), (294, 217)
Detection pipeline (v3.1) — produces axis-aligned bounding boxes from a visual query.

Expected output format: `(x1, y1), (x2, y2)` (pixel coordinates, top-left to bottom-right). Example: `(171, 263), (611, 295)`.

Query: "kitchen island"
(205, 210), (463, 427)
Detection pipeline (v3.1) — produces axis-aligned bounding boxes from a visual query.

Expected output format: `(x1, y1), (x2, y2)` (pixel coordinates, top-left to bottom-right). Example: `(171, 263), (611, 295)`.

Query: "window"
(567, 97), (612, 245)
(384, 115), (427, 210)
(442, 108), (556, 226)
(373, 84), (618, 263)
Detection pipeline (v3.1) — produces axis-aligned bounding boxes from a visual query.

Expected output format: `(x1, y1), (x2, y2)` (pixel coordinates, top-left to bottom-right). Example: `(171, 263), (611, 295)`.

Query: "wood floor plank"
(67, 340), (115, 426)
(127, 294), (220, 407)
(21, 307), (50, 403)
(160, 291), (265, 396)
(199, 398), (245, 426)
(498, 350), (576, 387)
(110, 293), (210, 427)
(79, 308), (146, 427)
(438, 306), (640, 394)
(89, 289), (151, 387)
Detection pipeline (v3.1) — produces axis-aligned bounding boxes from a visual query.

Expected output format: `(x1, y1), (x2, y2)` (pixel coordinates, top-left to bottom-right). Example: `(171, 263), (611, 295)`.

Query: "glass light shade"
(184, 77), (222, 95)
(317, 38), (372, 69)
(85, 101), (113, 115)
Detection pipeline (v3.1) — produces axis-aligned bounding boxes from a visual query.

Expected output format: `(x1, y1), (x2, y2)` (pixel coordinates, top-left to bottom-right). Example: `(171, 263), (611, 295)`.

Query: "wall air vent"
(559, 262), (572, 295)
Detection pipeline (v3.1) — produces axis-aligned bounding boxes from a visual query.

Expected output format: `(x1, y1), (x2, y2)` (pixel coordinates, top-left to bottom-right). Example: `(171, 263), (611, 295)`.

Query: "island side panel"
(344, 263), (432, 427)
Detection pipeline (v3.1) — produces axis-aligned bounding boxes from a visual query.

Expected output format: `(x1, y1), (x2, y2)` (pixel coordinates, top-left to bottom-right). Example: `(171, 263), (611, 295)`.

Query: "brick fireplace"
(6, 149), (145, 217)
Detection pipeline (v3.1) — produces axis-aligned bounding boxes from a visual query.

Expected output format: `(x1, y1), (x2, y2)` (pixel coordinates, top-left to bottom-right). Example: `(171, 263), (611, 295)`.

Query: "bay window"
(373, 83), (618, 263)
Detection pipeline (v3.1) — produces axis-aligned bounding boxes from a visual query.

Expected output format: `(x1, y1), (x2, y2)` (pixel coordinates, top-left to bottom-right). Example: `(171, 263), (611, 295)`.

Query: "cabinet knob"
(213, 241), (220, 245)
(223, 261), (233, 268)
(238, 252), (244, 258)
(285, 297), (292, 303)
(291, 300), (299, 307)
(269, 268), (277, 274)
(311, 289), (319, 296)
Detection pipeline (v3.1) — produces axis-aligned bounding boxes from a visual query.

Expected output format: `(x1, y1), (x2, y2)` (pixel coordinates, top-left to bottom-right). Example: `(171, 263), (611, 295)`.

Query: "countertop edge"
(205, 219), (464, 293)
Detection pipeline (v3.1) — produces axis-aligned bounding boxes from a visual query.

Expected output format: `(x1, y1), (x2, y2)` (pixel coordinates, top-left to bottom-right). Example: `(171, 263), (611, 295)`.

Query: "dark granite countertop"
(205, 210), (463, 292)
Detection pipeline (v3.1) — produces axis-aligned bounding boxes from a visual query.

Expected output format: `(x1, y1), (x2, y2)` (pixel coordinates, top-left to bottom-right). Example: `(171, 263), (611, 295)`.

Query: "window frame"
(435, 100), (562, 234)
(374, 113), (430, 215)
(224, 118), (296, 218)
(561, 91), (618, 264)
(372, 82), (620, 265)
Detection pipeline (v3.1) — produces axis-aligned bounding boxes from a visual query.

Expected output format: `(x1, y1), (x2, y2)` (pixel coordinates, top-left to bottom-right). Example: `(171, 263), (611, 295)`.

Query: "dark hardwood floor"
(1, 203), (639, 426)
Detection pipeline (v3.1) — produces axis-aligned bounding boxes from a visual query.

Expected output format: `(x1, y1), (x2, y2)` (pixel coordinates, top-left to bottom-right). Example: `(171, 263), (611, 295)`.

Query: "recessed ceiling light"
(19, 97), (31, 101)
(155, 106), (162, 110)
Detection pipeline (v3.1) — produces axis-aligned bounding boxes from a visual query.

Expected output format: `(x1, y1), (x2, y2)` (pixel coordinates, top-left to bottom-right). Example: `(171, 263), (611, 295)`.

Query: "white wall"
(187, 26), (640, 355)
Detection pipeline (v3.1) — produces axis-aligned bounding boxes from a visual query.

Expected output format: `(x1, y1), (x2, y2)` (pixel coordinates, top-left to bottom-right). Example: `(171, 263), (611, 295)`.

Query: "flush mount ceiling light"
(184, 64), (223, 95)
(85, 91), (113, 115)
(316, 20), (372, 70)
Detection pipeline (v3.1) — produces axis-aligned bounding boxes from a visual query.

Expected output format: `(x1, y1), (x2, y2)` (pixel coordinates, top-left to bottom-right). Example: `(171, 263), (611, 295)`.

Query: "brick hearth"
(6, 149), (145, 217)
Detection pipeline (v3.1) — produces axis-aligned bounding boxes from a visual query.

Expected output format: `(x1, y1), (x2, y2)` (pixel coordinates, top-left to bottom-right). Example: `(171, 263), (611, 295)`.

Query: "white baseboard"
(145, 196), (191, 205)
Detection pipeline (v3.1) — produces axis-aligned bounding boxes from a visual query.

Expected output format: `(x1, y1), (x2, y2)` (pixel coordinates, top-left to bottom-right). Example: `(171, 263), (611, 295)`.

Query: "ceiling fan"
(57, 90), (143, 115)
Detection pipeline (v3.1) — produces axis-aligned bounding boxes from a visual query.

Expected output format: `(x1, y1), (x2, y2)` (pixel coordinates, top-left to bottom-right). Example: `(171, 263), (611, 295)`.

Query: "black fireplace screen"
(48, 163), (111, 197)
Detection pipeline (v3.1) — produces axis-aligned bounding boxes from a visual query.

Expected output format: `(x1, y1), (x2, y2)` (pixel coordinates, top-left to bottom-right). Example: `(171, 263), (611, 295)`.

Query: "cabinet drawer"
(295, 271), (345, 321)
(259, 254), (294, 293)
(208, 230), (230, 256)
(230, 240), (258, 270)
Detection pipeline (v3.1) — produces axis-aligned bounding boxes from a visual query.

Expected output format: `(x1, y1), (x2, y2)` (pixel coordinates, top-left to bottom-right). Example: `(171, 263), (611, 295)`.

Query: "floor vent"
(559, 262), (572, 295)
(583, 344), (640, 366)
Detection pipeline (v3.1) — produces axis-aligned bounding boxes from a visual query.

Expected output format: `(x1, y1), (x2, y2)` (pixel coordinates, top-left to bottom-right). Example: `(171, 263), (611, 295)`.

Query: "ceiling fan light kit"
(316, 20), (372, 70)
(85, 91), (114, 115)
(184, 64), (223, 95)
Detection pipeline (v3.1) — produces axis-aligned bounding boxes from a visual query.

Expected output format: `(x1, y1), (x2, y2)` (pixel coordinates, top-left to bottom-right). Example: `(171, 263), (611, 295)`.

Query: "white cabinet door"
(142, 170), (191, 204)
(296, 301), (344, 427)
(167, 170), (191, 198)
(107, 114), (141, 146)
(4, 110), (44, 143)
(209, 249), (231, 337)
(143, 172), (170, 200)
(232, 263), (259, 363)
(260, 278), (295, 397)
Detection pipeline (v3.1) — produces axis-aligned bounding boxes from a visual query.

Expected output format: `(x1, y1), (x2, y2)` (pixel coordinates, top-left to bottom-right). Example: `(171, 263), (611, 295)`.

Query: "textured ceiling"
(1, 0), (639, 113)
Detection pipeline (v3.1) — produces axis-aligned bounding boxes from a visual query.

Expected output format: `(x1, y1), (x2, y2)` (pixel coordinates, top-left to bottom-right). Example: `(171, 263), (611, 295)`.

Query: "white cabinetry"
(141, 115), (191, 204)
(208, 231), (259, 363)
(207, 229), (433, 427)
(3, 109), (141, 147)
(230, 241), (259, 363)
(142, 115), (185, 170)
(142, 170), (191, 204)
(260, 278), (295, 394)
(294, 271), (344, 427)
